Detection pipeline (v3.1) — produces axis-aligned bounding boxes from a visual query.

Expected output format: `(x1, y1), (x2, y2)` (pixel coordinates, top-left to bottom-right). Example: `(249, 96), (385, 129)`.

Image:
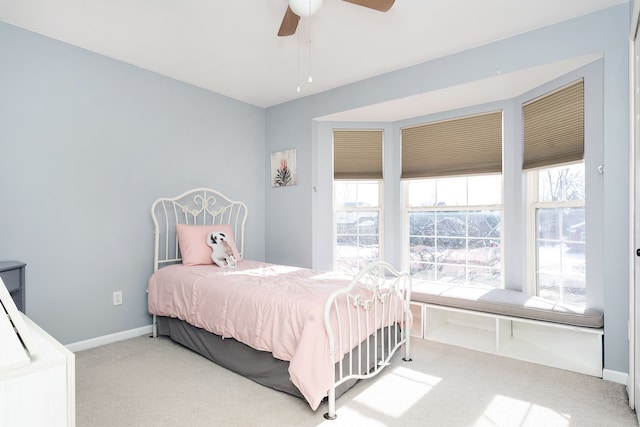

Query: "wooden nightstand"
(0, 261), (26, 313)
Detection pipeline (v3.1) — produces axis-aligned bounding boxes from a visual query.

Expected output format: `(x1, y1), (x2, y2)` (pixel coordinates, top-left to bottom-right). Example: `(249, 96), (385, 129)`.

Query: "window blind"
(333, 129), (383, 180)
(523, 79), (584, 170)
(401, 111), (503, 179)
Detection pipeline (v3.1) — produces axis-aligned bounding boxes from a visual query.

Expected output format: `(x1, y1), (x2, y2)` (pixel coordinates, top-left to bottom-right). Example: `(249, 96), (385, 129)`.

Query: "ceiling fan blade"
(342, 0), (395, 12)
(278, 6), (300, 37)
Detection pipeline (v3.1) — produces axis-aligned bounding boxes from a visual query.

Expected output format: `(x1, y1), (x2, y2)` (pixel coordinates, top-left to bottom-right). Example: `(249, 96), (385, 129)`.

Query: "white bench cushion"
(411, 283), (603, 329)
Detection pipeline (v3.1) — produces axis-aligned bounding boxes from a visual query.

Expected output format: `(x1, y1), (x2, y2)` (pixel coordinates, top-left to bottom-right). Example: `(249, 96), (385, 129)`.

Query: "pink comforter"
(147, 260), (405, 410)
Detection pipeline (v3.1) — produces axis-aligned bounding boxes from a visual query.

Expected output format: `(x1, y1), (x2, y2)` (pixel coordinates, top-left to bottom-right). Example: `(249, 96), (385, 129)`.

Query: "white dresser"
(0, 314), (75, 427)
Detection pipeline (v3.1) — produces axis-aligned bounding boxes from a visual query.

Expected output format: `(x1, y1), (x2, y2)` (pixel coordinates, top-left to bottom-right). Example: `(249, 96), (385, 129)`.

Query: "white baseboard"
(65, 325), (153, 353)
(603, 368), (628, 385)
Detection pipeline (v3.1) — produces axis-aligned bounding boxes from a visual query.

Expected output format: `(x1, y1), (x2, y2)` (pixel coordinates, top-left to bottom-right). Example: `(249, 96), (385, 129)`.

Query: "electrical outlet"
(113, 291), (123, 306)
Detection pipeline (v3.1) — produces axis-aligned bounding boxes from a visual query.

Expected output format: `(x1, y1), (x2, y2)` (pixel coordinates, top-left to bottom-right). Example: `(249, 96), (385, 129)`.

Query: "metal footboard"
(323, 261), (412, 420)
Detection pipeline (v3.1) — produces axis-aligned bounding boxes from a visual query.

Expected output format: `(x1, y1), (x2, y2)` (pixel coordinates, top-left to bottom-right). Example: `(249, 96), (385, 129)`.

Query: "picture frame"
(271, 149), (298, 187)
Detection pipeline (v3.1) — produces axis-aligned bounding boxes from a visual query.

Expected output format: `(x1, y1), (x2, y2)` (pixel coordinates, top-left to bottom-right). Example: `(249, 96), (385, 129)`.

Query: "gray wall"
(0, 5), (631, 376)
(265, 5), (630, 374)
(0, 22), (266, 344)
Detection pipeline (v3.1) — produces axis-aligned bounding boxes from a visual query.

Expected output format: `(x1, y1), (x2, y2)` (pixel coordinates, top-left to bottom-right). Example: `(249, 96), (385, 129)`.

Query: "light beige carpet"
(75, 336), (637, 427)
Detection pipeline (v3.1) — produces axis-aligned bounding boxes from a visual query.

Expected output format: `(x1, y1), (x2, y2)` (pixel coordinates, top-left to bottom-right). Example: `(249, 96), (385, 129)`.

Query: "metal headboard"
(151, 188), (248, 271)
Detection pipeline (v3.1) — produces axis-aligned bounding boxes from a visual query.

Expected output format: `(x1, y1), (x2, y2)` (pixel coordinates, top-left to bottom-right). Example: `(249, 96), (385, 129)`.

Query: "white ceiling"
(0, 0), (626, 113)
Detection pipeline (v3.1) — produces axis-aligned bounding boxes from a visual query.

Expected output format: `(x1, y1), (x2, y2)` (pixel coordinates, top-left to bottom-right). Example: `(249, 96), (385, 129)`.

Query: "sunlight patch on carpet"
(477, 394), (570, 427)
(352, 366), (440, 417)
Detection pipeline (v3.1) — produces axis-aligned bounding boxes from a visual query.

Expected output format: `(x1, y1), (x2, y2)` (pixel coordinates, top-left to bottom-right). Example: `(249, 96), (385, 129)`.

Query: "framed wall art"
(271, 149), (298, 187)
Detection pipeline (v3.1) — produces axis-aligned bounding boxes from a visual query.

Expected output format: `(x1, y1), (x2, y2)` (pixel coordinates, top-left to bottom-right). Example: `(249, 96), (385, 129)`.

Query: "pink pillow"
(176, 224), (241, 266)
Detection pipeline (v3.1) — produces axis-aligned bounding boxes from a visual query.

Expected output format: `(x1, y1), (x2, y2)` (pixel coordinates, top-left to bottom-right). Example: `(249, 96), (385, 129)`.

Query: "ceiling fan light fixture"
(289, 0), (323, 17)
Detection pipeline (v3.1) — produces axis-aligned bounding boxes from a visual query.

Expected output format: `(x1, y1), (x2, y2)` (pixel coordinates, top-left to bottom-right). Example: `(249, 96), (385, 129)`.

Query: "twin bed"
(146, 188), (413, 419)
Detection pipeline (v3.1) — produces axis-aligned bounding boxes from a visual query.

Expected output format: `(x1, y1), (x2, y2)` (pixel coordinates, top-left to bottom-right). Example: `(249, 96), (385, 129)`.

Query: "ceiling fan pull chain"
(308, 16), (313, 84)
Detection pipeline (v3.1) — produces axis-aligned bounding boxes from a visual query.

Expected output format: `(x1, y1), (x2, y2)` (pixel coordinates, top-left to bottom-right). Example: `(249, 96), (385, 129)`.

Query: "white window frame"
(333, 180), (384, 273)
(525, 162), (586, 301)
(402, 174), (504, 288)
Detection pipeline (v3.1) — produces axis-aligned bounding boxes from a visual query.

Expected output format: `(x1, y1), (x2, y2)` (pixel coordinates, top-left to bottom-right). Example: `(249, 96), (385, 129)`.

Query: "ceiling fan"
(278, 0), (395, 37)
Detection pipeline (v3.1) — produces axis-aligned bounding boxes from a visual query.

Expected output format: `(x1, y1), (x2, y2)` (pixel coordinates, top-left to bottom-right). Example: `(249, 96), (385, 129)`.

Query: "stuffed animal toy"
(206, 231), (237, 268)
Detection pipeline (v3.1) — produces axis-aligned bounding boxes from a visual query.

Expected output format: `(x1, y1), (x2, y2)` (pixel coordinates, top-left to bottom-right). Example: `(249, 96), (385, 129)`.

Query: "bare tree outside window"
(539, 164), (585, 202)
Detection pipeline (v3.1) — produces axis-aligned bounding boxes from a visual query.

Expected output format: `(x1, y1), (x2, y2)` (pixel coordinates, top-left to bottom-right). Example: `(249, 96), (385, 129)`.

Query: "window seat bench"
(409, 283), (604, 377)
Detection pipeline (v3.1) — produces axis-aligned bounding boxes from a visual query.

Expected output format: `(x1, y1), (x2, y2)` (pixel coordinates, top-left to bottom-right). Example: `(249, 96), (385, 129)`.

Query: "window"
(334, 181), (381, 274)
(523, 79), (585, 306)
(406, 175), (502, 287)
(333, 129), (383, 274)
(527, 163), (585, 305)
(401, 110), (503, 288)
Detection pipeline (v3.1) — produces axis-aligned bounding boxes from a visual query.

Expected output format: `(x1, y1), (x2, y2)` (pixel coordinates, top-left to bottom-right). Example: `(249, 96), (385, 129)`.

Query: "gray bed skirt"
(156, 316), (394, 405)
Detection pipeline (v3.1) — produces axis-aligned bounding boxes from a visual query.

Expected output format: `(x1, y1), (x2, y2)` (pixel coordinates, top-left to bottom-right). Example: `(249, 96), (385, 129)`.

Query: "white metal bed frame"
(149, 188), (412, 419)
